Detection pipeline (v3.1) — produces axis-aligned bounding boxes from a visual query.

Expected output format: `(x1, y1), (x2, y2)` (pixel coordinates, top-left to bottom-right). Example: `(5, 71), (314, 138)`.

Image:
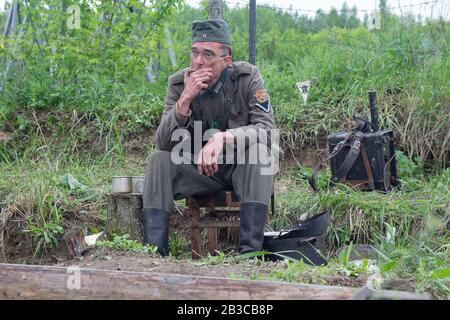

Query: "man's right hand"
(177, 68), (213, 115)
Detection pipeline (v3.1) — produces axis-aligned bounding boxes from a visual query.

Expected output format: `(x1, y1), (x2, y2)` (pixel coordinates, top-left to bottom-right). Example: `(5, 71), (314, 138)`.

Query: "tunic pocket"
(228, 99), (248, 129)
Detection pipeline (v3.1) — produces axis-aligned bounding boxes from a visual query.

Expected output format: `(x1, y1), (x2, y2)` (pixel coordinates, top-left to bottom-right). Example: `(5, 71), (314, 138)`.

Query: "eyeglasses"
(190, 49), (227, 61)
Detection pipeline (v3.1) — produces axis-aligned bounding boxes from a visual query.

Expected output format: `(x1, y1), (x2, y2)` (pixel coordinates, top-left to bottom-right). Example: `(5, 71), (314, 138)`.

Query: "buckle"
(352, 140), (361, 150)
(333, 141), (343, 152)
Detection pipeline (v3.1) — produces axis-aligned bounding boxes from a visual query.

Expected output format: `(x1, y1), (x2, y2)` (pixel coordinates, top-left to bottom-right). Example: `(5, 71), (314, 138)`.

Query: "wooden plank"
(187, 192), (240, 208)
(207, 228), (218, 254)
(351, 285), (430, 300)
(187, 207), (202, 259)
(0, 263), (356, 300)
(194, 220), (240, 229)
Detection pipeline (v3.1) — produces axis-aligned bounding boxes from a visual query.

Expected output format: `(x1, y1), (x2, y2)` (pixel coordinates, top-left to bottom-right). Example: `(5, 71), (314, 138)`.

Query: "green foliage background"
(1, 0), (448, 165)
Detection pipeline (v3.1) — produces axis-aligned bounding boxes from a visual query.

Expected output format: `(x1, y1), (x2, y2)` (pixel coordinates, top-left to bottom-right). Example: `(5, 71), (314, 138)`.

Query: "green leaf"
(60, 173), (88, 192)
(381, 260), (397, 273)
(431, 269), (450, 280)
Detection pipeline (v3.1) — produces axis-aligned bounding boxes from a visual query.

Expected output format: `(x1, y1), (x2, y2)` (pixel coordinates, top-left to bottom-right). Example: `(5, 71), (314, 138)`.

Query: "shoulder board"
(230, 61), (255, 80)
(169, 68), (188, 85)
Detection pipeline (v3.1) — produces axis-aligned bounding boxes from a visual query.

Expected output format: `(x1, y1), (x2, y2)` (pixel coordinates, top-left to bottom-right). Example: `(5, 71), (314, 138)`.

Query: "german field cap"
(191, 19), (231, 45)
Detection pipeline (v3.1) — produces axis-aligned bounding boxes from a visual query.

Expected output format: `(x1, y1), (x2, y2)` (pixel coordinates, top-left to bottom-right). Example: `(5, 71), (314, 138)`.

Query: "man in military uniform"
(142, 19), (277, 256)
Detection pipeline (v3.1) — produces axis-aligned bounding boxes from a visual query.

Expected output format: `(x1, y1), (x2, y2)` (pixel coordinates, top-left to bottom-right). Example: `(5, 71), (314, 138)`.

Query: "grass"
(266, 162), (449, 298)
(0, 134), (448, 298)
(0, 5), (448, 299)
(0, 131), (148, 260)
(97, 234), (158, 254)
(229, 240), (448, 299)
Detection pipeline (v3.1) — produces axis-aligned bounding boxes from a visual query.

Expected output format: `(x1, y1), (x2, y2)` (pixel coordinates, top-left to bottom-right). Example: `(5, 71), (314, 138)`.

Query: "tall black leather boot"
(141, 208), (170, 257)
(238, 202), (268, 254)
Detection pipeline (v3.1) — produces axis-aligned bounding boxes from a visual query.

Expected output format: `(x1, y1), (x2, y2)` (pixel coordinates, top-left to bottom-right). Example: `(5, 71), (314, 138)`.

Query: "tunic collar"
(201, 68), (229, 97)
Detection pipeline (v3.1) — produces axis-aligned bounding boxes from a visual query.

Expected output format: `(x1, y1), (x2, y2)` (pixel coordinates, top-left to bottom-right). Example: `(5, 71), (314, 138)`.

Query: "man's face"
(190, 42), (232, 87)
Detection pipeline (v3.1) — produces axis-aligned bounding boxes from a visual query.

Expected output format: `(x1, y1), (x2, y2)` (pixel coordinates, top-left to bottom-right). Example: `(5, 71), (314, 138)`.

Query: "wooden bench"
(186, 191), (273, 259)
(186, 191), (241, 259)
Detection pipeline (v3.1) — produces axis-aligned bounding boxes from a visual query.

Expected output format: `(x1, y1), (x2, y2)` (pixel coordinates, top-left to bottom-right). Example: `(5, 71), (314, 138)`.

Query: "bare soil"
(55, 247), (369, 289)
(278, 144), (328, 175)
(0, 131), (12, 142)
(57, 248), (279, 278)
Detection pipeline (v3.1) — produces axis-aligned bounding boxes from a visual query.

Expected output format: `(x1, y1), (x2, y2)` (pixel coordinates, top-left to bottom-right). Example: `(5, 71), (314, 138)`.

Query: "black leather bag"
(262, 236), (327, 265)
(309, 90), (401, 192)
(262, 211), (329, 265)
(327, 129), (400, 191)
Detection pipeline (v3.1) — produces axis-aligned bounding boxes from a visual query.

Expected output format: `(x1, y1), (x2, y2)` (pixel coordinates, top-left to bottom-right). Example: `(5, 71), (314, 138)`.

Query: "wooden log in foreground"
(352, 285), (430, 300)
(0, 263), (356, 300)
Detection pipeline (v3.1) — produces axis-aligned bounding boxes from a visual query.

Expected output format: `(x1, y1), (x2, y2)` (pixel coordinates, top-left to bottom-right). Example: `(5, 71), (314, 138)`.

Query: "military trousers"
(143, 144), (275, 213)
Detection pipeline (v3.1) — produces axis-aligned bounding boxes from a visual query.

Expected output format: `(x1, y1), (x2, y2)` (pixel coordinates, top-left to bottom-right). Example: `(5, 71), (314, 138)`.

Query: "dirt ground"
(57, 248), (279, 278)
(54, 247), (369, 289)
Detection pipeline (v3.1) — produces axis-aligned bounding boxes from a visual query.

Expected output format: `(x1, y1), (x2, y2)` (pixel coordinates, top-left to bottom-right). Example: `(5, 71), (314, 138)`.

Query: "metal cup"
(112, 176), (132, 194)
(131, 176), (144, 194)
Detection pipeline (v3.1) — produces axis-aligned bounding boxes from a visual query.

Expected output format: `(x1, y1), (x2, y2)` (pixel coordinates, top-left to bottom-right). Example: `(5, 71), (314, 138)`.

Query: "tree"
(347, 5), (360, 29)
(379, 0), (388, 16)
(313, 9), (327, 31)
(208, 0), (223, 19)
(340, 2), (350, 28)
(326, 7), (340, 28)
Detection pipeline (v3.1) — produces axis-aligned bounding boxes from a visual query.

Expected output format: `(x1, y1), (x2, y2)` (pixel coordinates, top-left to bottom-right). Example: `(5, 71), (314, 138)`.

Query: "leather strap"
(359, 142), (375, 189)
(271, 192), (275, 216)
(308, 132), (352, 192)
(330, 131), (364, 186)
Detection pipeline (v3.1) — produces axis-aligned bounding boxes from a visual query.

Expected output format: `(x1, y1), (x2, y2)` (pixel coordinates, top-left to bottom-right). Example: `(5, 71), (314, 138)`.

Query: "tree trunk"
(208, 0), (224, 20)
(249, 0), (256, 65)
(106, 194), (143, 242)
